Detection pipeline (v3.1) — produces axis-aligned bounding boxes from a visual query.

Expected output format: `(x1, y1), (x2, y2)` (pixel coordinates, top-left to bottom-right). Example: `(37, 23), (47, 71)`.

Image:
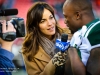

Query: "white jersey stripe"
(85, 21), (100, 37)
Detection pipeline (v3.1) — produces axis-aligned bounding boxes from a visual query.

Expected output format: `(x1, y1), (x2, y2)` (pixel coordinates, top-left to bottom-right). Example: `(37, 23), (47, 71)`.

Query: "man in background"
(0, 20), (16, 75)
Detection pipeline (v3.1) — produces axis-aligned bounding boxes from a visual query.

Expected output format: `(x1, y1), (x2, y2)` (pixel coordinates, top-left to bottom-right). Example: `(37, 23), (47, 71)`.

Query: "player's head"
(63, 0), (94, 34)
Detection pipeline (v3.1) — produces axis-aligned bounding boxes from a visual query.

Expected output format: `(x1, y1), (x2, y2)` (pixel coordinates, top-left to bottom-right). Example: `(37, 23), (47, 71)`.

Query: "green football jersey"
(77, 19), (100, 66)
(85, 19), (100, 49)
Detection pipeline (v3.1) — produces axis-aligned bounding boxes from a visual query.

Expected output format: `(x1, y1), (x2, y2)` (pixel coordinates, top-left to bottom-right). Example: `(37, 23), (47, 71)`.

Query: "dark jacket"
(0, 48), (15, 75)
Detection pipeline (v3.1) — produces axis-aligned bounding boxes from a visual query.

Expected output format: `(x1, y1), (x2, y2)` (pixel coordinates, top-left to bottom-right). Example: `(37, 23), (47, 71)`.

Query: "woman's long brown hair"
(22, 2), (64, 61)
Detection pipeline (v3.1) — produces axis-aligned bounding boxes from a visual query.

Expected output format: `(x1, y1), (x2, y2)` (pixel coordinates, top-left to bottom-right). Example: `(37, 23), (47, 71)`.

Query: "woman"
(22, 2), (71, 75)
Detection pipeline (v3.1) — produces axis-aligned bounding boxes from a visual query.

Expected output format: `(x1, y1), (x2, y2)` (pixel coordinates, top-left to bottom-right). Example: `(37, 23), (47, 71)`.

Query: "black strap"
(54, 64), (65, 75)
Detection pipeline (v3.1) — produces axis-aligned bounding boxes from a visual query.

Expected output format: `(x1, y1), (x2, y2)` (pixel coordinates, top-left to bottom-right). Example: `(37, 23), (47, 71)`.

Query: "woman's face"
(39, 8), (56, 39)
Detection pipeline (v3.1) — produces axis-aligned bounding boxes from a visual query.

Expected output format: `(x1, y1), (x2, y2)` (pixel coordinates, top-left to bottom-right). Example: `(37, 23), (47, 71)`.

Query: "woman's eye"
(50, 16), (54, 19)
(40, 20), (45, 23)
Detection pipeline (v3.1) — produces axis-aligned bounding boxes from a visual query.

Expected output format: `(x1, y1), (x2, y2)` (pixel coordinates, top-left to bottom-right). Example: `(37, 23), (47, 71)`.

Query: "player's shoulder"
(84, 20), (100, 46)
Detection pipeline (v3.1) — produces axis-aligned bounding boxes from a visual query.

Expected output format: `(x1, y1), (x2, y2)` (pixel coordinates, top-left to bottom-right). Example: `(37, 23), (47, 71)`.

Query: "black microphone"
(61, 33), (68, 52)
(61, 33), (68, 42)
(54, 33), (68, 75)
(55, 33), (68, 53)
(0, 9), (18, 16)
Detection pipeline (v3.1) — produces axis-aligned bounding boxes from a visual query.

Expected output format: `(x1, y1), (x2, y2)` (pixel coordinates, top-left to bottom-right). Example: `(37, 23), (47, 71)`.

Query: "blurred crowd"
(0, 0), (15, 9)
(92, 0), (100, 18)
(32, 0), (65, 18)
(0, 0), (100, 18)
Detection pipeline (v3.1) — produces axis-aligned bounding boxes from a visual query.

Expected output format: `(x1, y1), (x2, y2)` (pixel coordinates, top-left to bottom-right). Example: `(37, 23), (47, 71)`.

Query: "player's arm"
(86, 47), (100, 75)
(68, 47), (86, 75)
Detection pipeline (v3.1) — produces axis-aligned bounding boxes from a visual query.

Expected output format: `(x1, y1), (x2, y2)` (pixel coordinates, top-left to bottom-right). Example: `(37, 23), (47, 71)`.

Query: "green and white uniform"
(72, 19), (100, 66)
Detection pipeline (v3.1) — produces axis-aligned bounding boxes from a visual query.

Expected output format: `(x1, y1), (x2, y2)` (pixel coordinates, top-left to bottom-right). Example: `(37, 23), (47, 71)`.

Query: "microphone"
(0, 9), (18, 16)
(61, 33), (68, 52)
(61, 33), (68, 43)
(54, 34), (68, 75)
(55, 33), (68, 53)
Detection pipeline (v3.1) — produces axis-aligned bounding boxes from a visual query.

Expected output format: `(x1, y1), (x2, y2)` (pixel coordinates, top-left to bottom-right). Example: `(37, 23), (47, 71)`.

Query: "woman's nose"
(47, 20), (52, 25)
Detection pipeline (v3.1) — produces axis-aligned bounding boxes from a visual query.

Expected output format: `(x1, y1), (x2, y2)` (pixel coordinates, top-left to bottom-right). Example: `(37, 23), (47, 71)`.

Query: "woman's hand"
(52, 51), (67, 67)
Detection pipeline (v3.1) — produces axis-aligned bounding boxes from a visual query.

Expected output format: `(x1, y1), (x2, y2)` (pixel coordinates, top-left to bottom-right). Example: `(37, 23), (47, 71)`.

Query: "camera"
(0, 9), (25, 41)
